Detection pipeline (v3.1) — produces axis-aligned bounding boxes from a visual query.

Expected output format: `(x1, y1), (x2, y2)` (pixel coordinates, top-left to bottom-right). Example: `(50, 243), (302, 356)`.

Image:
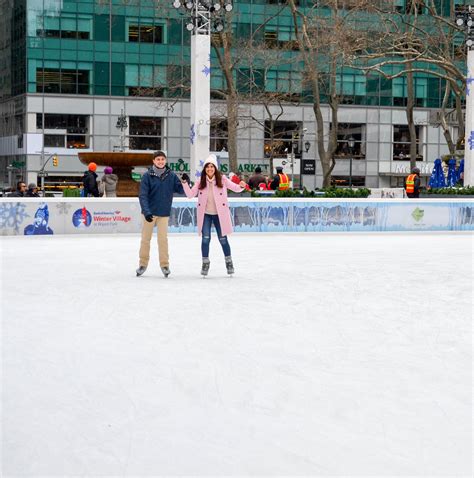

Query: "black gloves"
(145, 214), (153, 223)
(181, 173), (190, 183)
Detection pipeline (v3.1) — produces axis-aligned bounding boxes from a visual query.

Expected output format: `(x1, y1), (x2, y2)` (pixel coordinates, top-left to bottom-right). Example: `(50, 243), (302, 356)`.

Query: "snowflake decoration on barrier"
(0, 203), (29, 233)
(467, 77), (474, 96)
(56, 202), (72, 215)
(190, 124), (196, 145)
(468, 131), (474, 150)
(202, 65), (211, 77)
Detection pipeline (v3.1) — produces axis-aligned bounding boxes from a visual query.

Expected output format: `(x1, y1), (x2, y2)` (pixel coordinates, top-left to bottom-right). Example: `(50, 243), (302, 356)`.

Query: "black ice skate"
(201, 258), (210, 276)
(161, 266), (170, 278)
(136, 265), (147, 277)
(225, 256), (234, 275)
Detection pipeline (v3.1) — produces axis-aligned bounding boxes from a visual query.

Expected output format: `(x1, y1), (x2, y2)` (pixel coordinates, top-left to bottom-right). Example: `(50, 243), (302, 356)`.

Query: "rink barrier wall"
(1, 197), (473, 236)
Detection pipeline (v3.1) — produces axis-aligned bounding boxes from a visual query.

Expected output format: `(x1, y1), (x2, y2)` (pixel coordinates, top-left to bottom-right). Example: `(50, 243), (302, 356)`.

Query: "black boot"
(201, 258), (210, 276)
(225, 256), (234, 275)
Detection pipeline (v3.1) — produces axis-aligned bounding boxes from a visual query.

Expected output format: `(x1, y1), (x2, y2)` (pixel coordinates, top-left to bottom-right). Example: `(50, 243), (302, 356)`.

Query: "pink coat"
(183, 175), (243, 236)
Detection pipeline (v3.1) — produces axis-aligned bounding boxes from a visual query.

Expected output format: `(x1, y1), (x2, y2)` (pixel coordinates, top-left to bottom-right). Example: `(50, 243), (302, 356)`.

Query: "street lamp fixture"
(116, 109), (128, 152)
(304, 141), (310, 153)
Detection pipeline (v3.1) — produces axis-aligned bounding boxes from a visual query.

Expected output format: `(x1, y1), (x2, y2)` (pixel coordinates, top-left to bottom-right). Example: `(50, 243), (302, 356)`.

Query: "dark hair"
(255, 166), (262, 174)
(17, 180), (26, 190)
(276, 166), (283, 172)
(153, 150), (167, 159)
(199, 163), (223, 189)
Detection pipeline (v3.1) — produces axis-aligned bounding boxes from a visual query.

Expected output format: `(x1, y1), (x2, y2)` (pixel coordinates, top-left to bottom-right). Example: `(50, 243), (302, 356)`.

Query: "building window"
(128, 117), (162, 150)
(264, 121), (301, 158)
(37, 114), (90, 149)
(36, 68), (90, 95)
(128, 24), (163, 43)
(125, 64), (166, 97)
(335, 123), (366, 159)
(36, 14), (92, 39)
(393, 125), (424, 161)
(44, 134), (65, 148)
(266, 70), (302, 96)
(331, 176), (366, 187)
(210, 119), (228, 152)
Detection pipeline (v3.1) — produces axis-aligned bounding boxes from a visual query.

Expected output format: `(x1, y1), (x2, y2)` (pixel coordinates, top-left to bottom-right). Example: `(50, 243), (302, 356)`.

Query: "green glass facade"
(0, 0), (465, 106)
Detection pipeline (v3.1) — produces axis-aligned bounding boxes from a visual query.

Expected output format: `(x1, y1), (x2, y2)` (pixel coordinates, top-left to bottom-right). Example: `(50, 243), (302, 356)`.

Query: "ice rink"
(2, 231), (472, 476)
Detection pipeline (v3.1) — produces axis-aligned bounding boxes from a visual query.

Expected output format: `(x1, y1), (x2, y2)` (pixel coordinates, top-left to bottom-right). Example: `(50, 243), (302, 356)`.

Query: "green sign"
(131, 172), (142, 182)
(411, 207), (424, 222)
(11, 160), (25, 169)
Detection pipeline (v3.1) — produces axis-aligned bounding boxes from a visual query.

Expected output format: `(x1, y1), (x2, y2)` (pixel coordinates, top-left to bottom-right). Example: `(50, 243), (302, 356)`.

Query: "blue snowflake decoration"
(468, 131), (474, 150)
(202, 65), (211, 77)
(195, 170), (201, 178)
(190, 124), (196, 145)
(0, 202), (29, 233)
(199, 160), (205, 168)
(467, 77), (474, 96)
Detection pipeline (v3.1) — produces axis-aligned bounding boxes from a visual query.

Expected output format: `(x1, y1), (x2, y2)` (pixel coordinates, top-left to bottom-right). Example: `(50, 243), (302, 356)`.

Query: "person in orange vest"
(269, 166), (290, 191)
(405, 167), (421, 198)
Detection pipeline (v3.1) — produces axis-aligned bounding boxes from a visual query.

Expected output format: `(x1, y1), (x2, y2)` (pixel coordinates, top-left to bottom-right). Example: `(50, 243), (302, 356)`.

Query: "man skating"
(137, 150), (184, 278)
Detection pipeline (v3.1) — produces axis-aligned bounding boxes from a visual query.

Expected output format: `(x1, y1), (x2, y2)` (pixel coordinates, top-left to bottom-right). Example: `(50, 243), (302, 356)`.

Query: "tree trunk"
(226, 93), (239, 174)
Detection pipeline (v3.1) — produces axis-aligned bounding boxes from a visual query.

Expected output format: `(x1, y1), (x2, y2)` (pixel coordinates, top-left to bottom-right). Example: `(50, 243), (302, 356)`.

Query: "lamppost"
(348, 136), (355, 188)
(456, 6), (474, 187)
(300, 140), (310, 190)
(173, 0), (232, 180)
(116, 109), (128, 152)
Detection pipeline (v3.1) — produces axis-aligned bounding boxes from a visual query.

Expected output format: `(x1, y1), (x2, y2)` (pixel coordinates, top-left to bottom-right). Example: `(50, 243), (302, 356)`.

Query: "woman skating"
(182, 155), (247, 276)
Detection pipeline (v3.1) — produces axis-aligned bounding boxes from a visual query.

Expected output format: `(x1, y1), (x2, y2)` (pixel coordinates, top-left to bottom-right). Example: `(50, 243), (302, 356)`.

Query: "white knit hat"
(203, 154), (218, 170)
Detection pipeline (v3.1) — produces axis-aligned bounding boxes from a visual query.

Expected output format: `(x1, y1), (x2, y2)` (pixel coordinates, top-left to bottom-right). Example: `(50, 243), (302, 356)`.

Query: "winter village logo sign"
(72, 207), (132, 228)
(92, 210), (132, 226)
(72, 207), (92, 228)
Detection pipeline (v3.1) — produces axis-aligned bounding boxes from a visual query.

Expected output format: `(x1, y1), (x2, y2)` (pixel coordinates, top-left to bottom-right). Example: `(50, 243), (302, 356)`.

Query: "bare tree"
(287, 0), (373, 187)
(359, 0), (466, 159)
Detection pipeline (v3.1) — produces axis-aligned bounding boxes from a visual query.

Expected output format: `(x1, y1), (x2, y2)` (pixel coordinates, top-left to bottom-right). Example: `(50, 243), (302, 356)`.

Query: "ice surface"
(1, 232), (472, 476)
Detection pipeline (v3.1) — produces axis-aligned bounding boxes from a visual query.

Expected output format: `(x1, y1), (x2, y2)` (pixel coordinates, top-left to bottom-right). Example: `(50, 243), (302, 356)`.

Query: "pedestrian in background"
(101, 166), (118, 197)
(8, 181), (27, 197)
(82, 162), (100, 197)
(26, 183), (40, 197)
(405, 167), (421, 198)
(248, 166), (266, 190)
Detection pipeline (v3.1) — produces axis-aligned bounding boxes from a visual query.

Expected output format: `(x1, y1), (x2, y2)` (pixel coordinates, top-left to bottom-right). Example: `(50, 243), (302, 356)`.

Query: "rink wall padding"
(1, 197), (473, 236)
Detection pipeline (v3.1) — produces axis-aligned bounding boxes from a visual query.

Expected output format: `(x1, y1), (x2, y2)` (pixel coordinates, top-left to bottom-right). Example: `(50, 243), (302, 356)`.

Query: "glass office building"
(0, 0), (468, 190)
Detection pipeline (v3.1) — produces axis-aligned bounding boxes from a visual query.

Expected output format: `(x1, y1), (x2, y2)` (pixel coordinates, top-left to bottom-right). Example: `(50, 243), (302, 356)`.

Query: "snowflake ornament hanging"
(467, 77), (474, 96)
(190, 124), (196, 144)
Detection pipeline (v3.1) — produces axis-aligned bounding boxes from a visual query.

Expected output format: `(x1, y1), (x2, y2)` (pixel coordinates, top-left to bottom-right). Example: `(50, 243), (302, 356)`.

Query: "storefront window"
(37, 114), (90, 149)
(393, 125), (424, 161)
(128, 117), (162, 150)
(264, 121), (301, 158)
(210, 119), (228, 152)
(335, 123), (366, 158)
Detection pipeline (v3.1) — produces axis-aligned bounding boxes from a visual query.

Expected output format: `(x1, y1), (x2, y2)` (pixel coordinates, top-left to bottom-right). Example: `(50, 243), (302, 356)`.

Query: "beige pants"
(139, 215), (170, 268)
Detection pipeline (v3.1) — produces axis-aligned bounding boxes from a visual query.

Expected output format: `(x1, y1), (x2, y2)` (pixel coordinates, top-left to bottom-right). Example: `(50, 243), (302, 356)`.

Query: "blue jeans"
(201, 214), (231, 258)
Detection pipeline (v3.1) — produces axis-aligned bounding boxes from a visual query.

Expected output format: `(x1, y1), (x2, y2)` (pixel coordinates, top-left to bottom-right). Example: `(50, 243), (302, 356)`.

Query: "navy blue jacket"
(139, 166), (184, 217)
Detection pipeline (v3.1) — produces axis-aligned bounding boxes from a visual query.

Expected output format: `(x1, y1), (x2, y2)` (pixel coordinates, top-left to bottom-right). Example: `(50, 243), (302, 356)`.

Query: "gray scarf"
(153, 165), (166, 177)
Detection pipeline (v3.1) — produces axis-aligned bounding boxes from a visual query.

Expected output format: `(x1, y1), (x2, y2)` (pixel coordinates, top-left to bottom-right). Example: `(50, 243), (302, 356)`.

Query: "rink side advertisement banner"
(0, 198), (472, 236)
